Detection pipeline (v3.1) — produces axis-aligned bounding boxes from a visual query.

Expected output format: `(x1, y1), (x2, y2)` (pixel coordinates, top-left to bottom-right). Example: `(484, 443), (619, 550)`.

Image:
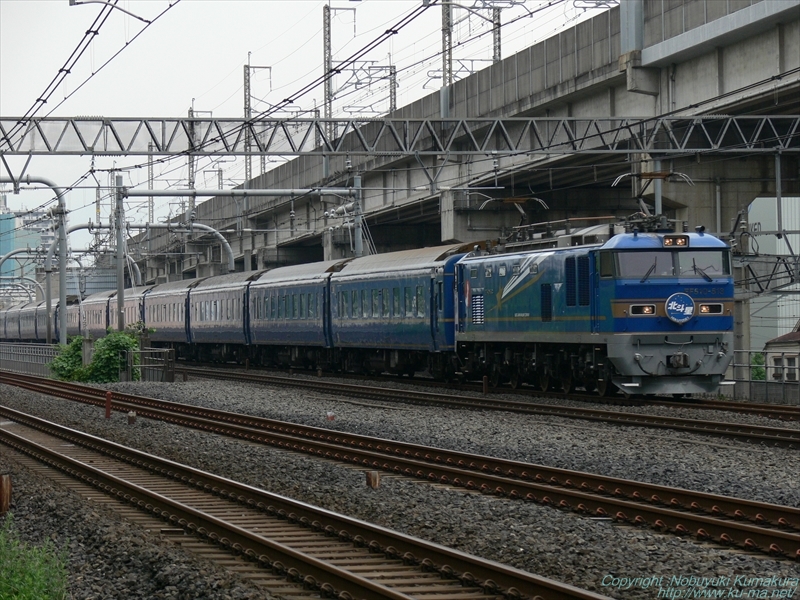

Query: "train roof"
(334, 243), (468, 277)
(601, 231), (729, 250)
(146, 278), (207, 296)
(193, 270), (266, 291)
(80, 289), (118, 303)
(3, 301), (32, 311)
(123, 285), (156, 300)
(251, 259), (351, 285)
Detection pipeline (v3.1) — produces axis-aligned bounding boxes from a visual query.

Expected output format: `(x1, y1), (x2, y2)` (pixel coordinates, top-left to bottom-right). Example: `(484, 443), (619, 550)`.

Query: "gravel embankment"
(1, 379), (799, 600)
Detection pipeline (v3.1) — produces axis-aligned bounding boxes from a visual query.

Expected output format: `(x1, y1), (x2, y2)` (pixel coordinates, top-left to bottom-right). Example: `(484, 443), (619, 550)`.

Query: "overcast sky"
(0, 0), (605, 246)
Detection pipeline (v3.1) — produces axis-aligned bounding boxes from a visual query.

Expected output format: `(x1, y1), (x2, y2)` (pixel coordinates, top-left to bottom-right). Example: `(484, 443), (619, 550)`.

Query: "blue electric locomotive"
(454, 227), (734, 395)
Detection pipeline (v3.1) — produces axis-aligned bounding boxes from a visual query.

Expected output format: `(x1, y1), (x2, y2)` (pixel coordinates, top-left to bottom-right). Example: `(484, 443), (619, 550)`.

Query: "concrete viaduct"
(116, 0), (800, 284)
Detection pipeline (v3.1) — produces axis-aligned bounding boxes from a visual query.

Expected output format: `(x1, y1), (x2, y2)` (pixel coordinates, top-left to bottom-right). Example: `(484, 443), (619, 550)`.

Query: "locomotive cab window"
(616, 249), (730, 281)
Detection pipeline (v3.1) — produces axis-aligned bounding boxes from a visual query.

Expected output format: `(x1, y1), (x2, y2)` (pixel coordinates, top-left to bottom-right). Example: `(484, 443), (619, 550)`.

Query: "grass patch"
(0, 514), (69, 600)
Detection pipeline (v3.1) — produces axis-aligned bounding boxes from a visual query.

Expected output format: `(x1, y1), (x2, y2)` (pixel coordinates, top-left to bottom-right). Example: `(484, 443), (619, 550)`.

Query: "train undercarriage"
(160, 335), (731, 397)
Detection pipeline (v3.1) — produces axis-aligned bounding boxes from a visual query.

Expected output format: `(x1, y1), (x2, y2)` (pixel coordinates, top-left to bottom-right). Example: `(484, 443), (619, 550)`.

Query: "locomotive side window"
(499, 265), (506, 277)
(578, 256), (590, 306)
(599, 251), (613, 277)
(470, 268), (477, 278)
(565, 257), (576, 307)
(541, 284), (552, 322)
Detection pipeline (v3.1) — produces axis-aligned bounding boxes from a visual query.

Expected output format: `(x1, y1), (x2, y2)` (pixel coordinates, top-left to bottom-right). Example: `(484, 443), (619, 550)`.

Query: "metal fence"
(122, 348), (176, 383)
(0, 343), (60, 377)
(723, 350), (799, 405)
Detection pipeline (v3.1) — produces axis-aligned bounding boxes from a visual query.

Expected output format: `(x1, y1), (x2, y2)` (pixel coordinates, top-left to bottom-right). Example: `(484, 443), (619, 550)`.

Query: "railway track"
(2, 371), (798, 560)
(171, 366), (800, 448)
(0, 406), (601, 600)
(179, 362), (800, 422)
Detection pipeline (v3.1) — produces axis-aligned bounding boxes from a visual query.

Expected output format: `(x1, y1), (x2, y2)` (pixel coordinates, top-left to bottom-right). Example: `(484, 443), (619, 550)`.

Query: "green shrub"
(49, 329), (140, 383)
(0, 514), (69, 599)
(84, 330), (140, 383)
(49, 336), (86, 381)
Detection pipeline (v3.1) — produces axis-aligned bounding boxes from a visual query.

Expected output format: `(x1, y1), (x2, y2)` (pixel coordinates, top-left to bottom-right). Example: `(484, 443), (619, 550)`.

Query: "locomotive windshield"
(614, 250), (730, 281)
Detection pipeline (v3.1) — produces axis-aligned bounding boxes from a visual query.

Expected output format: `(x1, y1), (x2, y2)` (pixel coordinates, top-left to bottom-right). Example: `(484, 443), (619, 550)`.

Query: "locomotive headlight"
(631, 304), (656, 315)
(699, 304), (722, 314)
(663, 235), (689, 247)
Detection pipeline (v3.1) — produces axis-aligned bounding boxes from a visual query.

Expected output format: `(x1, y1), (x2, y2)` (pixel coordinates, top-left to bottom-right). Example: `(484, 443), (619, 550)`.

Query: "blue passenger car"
(82, 290), (116, 340)
(248, 260), (348, 368)
(19, 301), (42, 341)
(123, 285), (155, 330)
(65, 302), (83, 338)
(145, 279), (204, 350)
(189, 272), (263, 362)
(330, 245), (466, 377)
(3, 302), (28, 341)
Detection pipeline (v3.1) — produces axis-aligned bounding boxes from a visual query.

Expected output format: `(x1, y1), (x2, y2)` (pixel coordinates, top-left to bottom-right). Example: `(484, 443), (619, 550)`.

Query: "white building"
(747, 196), (800, 351)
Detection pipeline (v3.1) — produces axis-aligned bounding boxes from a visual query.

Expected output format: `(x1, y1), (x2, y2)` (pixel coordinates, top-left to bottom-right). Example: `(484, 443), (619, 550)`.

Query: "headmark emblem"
(665, 292), (695, 324)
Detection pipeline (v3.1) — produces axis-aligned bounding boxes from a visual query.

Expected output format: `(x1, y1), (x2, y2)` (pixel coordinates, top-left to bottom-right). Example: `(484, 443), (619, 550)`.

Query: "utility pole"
(492, 7), (501, 63)
(187, 106), (196, 215)
(323, 3), (334, 141)
(389, 64), (397, 113)
(323, 3), (357, 141)
(95, 180), (101, 242)
(115, 175), (125, 332)
(147, 141), (154, 223)
(244, 55), (252, 186)
(353, 174), (363, 258)
(442, 2), (453, 87)
(244, 57), (272, 182)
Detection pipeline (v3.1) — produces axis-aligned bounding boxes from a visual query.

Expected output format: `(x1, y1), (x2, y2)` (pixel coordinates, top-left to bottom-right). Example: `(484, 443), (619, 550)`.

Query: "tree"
(750, 352), (766, 381)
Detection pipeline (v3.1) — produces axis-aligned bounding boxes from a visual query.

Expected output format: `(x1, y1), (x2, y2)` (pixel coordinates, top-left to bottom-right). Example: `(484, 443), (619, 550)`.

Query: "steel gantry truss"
(1, 115), (798, 157)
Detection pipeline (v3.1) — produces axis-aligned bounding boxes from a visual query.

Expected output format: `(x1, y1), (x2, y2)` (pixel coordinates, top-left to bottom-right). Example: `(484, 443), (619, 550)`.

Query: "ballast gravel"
(1, 377), (798, 600)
